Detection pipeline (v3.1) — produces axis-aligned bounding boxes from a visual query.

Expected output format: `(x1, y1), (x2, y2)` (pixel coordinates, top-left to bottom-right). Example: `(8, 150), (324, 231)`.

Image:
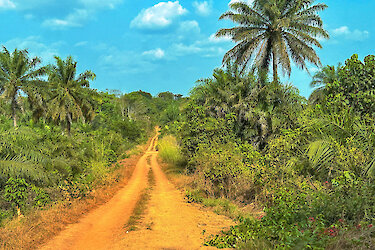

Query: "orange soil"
(40, 133), (233, 250)
(0, 141), (144, 250)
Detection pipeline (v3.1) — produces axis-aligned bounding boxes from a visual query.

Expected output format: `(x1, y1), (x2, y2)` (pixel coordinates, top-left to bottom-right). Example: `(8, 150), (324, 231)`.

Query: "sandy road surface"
(113, 151), (233, 250)
(41, 133), (233, 250)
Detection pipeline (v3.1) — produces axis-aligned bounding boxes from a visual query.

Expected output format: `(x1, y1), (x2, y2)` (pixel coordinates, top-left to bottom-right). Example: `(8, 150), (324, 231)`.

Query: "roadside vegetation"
(0, 46), (185, 227)
(161, 1), (375, 249)
(1, 0), (374, 249)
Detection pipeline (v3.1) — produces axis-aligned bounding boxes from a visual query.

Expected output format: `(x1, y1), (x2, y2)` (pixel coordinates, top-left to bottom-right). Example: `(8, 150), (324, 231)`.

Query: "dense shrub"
(176, 55), (375, 248)
(207, 173), (375, 249)
(190, 142), (252, 200)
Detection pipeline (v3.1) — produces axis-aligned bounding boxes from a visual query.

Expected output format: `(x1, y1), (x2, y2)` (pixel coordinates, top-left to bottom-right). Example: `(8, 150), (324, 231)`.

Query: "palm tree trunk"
(11, 99), (17, 127)
(67, 113), (72, 136)
(272, 51), (278, 82)
(67, 121), (71, 136)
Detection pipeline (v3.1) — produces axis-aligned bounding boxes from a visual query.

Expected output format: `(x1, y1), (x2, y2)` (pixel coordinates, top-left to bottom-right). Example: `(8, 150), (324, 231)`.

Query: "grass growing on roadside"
(124, 166), (155, 231)
(185, 188), (260, 221)
(157, 135), (185, 173)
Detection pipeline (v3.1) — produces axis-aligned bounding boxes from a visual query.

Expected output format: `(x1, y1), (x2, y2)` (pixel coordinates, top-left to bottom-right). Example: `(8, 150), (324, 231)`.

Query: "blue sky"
(1, 0), (374, 97)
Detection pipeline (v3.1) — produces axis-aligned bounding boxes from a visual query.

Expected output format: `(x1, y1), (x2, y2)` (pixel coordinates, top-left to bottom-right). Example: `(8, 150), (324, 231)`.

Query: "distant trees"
(216, 0), (329, 82)
(309, 64), (341, 105)
(324, 54), (375, 116)
(0, 47), (47, 127)
(0, 47), (99, 134)
(119, 91), (151, 122)
(309, 54), (375, 117)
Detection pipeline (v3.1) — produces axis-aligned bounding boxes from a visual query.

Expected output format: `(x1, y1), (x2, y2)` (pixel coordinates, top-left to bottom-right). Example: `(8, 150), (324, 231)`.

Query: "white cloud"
(11, 0), (122, 10)
(24, 13), (33, 19)
(192, 1), (211, 16)
(309, 66), (319, 73)
(10, 0), (52, 10)
(173, 43), (202, 55)
(179, 20), (200, 33)
(142, 48), (165, 59)
(130, 1), (187, 30)
(172, 39), (228, 58)
(13, 0), (123, 29)
(0, 0), (16, 9)
(98, 47), (156, 74)
(95, 43), (164, 74)
(43, 8), (90, 29)
(333, 26), (350, 35)
(3, 36), (63, 63)
(75, 41), (88, 47)
(332, 26), (370, 41)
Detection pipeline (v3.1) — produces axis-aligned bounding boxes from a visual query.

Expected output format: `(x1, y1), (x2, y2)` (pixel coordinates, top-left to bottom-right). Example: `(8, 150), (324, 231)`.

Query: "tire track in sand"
(113, 140), (233, 249)
(41, 133), (233, 250)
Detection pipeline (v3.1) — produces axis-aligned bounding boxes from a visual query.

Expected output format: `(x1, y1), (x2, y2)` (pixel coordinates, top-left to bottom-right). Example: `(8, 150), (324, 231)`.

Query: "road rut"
(41, 133), (233, 250)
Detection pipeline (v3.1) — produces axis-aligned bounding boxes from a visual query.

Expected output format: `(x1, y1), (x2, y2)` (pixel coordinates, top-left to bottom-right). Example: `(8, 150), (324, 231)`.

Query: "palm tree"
(47, 56), (96, 135)
(0, 46), (46, 127)
(309, 64), (341, 104)
(193, 65), (262, 142)
(191, 64), (304, 149)
(216, 0), (329, 82)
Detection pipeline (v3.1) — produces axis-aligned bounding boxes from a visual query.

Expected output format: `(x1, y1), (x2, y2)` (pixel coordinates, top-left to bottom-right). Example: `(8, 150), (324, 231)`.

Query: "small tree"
(4, 178), (29, 217)
(325, 54), (375, 116)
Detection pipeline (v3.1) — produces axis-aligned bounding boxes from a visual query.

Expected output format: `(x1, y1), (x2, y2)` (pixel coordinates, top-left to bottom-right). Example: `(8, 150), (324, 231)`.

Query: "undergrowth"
(0, 149), (143, 249)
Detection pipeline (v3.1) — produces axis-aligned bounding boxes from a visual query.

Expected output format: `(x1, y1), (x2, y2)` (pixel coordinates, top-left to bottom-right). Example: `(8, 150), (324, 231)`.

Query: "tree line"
(0, 45), (185, 225)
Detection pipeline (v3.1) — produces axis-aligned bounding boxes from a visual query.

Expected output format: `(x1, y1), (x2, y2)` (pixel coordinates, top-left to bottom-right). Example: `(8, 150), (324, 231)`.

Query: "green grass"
(185, 188), (253, 221)
(124, 167), (155, 231)
(157, 135), (185, 170)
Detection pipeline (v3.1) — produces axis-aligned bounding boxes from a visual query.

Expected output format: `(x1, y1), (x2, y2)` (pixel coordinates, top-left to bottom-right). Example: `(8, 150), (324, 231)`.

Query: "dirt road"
(41, 133), (233, 250)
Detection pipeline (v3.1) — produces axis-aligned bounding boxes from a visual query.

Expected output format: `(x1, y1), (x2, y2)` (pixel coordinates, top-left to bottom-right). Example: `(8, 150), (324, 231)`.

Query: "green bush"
(4, 178), (29, 216)
(207, 173), (375, 249)
(31, 186), (51, 208)
(190, 142), (252, 201)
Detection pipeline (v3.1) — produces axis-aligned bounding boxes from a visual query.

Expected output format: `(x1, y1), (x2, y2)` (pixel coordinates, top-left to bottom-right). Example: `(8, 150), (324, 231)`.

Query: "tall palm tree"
(47, 56), (96, 135)
(0, 46), (46, 127)
(309, 64), (341, 104)
(216, 0), (329, 82)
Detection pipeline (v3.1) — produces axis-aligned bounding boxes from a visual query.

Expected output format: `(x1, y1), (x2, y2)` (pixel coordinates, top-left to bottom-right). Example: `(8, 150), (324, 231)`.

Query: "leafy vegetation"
(1, 0), (374, 249)
(157, 135), (185, 168)
(156, 1), (375, 248)
(164, 54), (375, 248)
(0, 47), (184, 224)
